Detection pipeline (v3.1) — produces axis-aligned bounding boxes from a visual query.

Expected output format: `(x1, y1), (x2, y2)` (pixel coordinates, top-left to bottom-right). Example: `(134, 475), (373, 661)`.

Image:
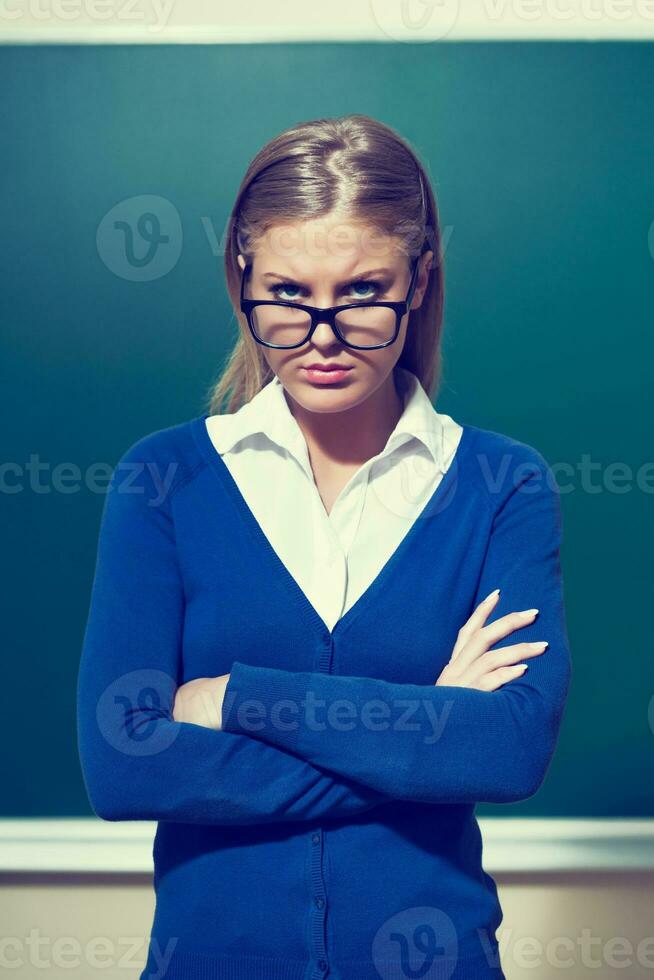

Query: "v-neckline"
(190, 413), (476, 642)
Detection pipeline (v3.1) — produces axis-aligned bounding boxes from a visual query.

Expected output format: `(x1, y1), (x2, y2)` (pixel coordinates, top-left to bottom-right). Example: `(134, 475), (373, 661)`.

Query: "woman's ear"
(411, 250), (434, 310)
(420, 249), (434, 278)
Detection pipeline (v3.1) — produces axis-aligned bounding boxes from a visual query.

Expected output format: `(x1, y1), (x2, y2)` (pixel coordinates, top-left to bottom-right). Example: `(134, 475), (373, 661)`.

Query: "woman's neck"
(284, 368), (405, 468)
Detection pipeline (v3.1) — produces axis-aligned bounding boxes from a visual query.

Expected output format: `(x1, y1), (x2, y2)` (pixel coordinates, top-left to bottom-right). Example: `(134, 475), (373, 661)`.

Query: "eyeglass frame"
(239, 253), (423, 351)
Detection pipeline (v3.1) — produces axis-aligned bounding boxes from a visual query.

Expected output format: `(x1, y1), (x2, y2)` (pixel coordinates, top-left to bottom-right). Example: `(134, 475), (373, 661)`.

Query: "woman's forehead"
(250, 220), (407, 277)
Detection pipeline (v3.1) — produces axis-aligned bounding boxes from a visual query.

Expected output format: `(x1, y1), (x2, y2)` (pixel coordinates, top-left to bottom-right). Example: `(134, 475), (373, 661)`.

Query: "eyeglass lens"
(250, 304), (396, 348)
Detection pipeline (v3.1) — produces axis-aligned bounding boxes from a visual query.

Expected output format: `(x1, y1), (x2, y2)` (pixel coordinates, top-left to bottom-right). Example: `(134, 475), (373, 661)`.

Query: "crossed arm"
(77, 439), (571, 824)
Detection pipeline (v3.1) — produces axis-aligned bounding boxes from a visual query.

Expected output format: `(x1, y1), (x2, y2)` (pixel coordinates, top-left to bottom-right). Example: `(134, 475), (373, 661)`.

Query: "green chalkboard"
(1, 41), (652, 818)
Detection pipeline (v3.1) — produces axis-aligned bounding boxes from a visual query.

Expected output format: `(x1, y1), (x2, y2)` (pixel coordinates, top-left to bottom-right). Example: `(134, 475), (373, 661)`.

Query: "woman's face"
(237, 215), (433, 415)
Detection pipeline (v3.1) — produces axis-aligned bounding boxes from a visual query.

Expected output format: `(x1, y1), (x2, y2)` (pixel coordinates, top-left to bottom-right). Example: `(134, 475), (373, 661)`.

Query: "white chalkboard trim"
(0, 818), (653, 874)
(1, 21), (654, 44)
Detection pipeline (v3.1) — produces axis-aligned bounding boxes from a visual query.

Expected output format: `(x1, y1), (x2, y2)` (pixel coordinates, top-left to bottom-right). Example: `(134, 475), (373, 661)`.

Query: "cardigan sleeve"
(221, 452), (573, 805)
(76, 439), (389, 825)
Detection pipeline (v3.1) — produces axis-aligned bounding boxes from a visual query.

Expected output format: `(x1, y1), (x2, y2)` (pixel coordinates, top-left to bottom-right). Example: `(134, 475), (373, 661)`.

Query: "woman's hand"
(435, 589), (548, 692)
(172, 674), (231, 730)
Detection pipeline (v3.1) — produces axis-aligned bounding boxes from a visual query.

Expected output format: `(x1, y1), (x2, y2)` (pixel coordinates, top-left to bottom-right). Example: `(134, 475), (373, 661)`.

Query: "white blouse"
(205, 365), (464, 632)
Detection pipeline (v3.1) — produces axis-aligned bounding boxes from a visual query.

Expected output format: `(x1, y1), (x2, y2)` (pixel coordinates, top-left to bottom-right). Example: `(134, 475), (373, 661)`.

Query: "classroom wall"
(2, 872), (654, 980)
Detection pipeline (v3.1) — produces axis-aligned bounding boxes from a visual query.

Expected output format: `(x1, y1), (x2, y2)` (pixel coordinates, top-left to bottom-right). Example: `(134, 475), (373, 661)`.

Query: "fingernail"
(484, 588), (500, 602)
(522, 608), (539, 616)
(529, 641), (548, 649)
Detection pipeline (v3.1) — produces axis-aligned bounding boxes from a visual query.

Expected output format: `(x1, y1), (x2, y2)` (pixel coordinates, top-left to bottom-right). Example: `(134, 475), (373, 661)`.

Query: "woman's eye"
(269, 283), (301, 301)
(349, 281), (381, 299)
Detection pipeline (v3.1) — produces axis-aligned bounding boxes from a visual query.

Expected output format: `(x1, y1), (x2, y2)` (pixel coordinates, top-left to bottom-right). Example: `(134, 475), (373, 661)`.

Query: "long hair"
(205, 113), (445, 415)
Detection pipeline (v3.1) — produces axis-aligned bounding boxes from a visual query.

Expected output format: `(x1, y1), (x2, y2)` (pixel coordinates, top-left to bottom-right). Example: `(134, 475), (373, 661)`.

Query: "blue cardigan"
(77, 413), (572, 980)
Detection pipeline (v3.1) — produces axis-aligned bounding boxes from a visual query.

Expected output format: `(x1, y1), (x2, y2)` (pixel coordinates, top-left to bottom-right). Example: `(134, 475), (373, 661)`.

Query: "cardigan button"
(311, 833), (320, 844)
(314, 896), (325, 909)
(317, 959), (328, 971)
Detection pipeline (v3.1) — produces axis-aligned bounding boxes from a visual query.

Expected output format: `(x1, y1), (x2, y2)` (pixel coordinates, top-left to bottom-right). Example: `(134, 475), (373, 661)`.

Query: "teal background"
(1, 42), (652, 817)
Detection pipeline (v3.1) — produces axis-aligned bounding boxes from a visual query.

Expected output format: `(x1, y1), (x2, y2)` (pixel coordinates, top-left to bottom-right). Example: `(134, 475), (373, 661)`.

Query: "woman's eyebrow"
(261, 268), (395, 286)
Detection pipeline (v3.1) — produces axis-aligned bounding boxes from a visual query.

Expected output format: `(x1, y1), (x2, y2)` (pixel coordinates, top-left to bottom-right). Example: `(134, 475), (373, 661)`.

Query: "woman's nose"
(309, 320), (344, 348)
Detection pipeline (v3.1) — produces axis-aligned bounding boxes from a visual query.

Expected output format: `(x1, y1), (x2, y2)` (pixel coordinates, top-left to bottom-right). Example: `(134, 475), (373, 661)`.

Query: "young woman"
(77, 114), (572, 980)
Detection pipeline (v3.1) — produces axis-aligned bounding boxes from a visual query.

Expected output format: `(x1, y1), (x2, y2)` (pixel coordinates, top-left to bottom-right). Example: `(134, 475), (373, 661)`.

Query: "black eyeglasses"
(239, 255), (422, 351)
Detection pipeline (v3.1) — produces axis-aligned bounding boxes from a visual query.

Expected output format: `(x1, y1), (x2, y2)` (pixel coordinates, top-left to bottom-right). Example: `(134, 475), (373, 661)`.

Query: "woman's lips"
(302, 366), (353, 384)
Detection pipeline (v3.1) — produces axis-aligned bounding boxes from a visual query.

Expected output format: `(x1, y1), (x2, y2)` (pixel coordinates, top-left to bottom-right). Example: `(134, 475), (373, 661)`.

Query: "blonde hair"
(205, 113), (445, 415)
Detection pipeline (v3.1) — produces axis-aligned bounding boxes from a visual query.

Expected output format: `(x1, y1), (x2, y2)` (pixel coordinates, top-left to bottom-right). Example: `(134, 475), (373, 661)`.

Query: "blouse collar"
(206, 365), (446, 474)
